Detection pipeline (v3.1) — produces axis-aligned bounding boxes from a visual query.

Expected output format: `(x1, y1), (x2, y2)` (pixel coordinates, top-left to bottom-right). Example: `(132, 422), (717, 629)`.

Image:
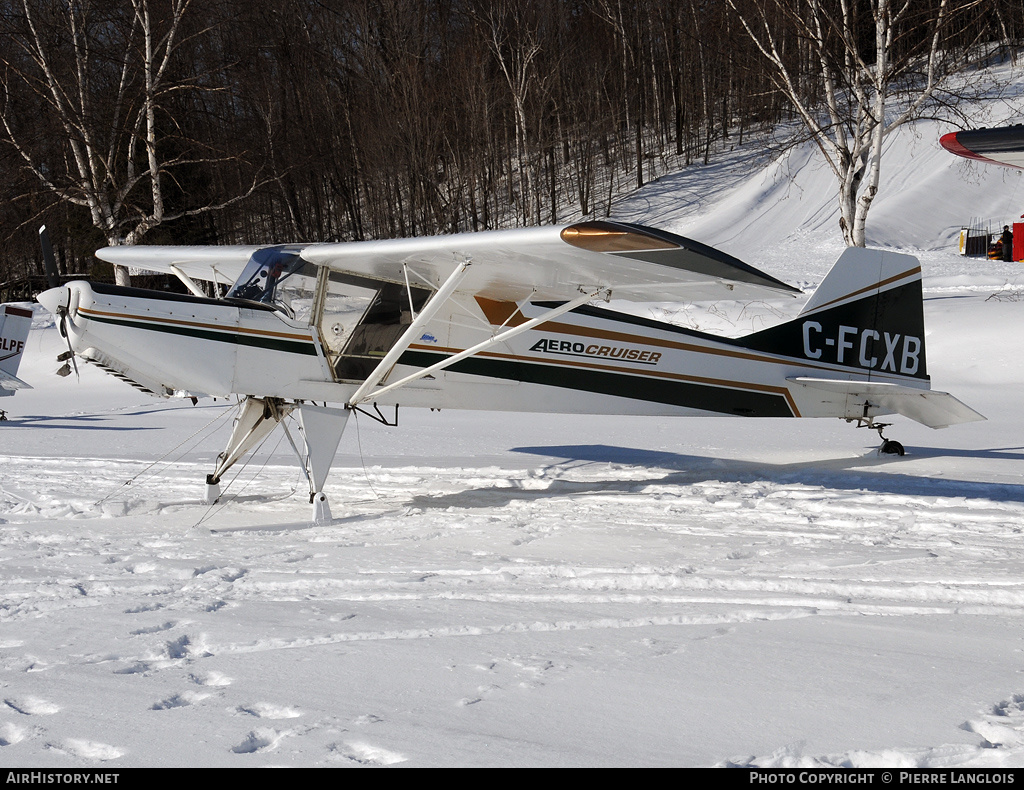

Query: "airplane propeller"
(40, 226), (79, 380)
(54, 296), (79, 381)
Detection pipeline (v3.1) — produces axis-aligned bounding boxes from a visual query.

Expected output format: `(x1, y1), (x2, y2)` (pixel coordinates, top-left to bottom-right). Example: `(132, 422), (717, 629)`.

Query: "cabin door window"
(312, 270), (430, 383)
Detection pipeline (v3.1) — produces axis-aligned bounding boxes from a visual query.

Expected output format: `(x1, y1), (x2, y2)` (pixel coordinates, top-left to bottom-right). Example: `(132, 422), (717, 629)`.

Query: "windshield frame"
(225, 247), (313, 310)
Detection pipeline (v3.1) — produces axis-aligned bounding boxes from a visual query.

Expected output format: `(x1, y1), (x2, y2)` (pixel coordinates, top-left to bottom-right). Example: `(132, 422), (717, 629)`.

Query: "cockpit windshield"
(226, 247), (318, 320)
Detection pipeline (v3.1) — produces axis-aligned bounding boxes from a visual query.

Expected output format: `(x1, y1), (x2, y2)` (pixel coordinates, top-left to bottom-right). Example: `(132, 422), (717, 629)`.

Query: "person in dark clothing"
(1002, 225), (1014, 262)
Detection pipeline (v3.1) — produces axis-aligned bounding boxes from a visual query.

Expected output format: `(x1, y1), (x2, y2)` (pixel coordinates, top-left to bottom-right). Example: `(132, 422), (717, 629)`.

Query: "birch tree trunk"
(0, 0), (262, 283)
(727, 0), (969, 248)
(481, 2), (542, 226)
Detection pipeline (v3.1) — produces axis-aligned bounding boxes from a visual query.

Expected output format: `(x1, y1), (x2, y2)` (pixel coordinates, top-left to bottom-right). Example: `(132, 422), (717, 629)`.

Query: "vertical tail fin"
(0, 304), (33, 395)
(741, 247), (928, 382)
(740, 248), (984, 428)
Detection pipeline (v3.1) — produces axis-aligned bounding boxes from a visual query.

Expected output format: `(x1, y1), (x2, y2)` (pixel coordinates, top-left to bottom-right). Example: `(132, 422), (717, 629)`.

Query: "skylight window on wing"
(560, 221), (680, 253)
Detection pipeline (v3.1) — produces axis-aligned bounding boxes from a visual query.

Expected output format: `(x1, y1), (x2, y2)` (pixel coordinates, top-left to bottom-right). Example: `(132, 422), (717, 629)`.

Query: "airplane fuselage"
(45, 274), (926, 424)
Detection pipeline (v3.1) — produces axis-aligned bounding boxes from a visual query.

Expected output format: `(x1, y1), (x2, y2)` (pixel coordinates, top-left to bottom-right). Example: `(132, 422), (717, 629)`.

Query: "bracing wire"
(190, 427), (293, 530)
(92, 404), (235, 508)
(352, 408), (382, 501)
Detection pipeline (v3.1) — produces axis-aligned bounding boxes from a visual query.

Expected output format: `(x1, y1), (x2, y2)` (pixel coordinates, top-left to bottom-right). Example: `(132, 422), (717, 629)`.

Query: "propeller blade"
(54, 289), (80, 382)
(62, 316), (79, 380)
(39, 225), (60, 289)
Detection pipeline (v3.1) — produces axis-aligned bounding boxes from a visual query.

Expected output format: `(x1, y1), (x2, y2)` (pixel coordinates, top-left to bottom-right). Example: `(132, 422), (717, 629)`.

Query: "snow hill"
(2, 64), (1024, 768)
(616, 62), (1024, 287)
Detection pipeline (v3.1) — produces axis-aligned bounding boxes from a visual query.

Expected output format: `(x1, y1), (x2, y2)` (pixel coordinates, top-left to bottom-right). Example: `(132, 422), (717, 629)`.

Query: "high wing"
(299, 221), (800, 302)
(95, 244), (262, 289)
(300, 221), (800, 407)
(95, 221), (800, 303)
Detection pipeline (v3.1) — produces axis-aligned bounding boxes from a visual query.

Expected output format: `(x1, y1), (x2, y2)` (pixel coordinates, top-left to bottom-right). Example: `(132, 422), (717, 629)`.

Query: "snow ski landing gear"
(205, 397), (350, 524)
(296, 404), (350, 524)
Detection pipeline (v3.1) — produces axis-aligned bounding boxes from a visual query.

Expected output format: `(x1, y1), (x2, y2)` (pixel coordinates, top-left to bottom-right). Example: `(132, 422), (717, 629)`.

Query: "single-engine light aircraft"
(0, 303), (33, 419)
(36, 221), (983, 521)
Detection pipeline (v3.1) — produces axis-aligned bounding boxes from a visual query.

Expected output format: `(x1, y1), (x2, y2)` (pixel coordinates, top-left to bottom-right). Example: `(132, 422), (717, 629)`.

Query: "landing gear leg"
(204, 398), (350, 522)
(852, 418), (904, 456)
(850, 404), (905, 457)
(206, 397), (294, 503)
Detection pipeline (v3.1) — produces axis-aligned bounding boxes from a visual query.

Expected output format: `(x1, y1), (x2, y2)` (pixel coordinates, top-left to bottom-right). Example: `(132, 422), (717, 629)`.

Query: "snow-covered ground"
(3, 70), (1024, 768)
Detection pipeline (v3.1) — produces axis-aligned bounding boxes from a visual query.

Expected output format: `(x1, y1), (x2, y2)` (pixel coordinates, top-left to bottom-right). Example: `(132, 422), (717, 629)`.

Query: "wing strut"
(170, 265), (209, 298)
(348, 286), (608, 407)
(346, 260), (473, 407)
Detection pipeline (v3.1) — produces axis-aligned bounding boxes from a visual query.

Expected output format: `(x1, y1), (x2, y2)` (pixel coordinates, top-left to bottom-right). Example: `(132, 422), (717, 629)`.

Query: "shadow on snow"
(404, 443), (1024, 510)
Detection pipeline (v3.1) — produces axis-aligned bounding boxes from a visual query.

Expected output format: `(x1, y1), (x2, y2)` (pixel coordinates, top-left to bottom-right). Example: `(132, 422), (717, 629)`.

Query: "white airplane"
(0, 303), (33, 419)
(36, 220), (984, 521)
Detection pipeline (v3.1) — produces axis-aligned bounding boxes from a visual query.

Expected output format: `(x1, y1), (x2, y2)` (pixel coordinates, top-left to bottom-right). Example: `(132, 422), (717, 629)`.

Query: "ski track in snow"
(5, 454), (1024, 621)
(4, 447), (1024, 765)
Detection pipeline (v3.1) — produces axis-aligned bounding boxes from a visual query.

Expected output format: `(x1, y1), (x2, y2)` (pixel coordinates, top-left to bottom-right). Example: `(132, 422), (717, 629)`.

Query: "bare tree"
(2, 0), (1016, 285)
(474, 0), (546, 225)
(0, 0), (262, 283)
(727, 0), (987, 247)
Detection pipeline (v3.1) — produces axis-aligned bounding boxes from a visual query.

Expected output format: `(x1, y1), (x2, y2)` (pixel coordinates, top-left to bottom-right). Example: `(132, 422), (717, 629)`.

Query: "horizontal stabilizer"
(788, 377), (985, 429)
(0, 368), (31, 391)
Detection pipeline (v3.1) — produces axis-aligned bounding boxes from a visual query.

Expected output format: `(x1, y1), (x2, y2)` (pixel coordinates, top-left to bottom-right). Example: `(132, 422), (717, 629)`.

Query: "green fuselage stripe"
(399, 349), (793, 417)
(84, 312), (318, 356)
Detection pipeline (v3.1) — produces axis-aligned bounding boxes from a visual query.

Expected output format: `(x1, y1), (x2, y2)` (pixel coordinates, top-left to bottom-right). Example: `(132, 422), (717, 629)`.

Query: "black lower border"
(400, 349), (794, 417)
